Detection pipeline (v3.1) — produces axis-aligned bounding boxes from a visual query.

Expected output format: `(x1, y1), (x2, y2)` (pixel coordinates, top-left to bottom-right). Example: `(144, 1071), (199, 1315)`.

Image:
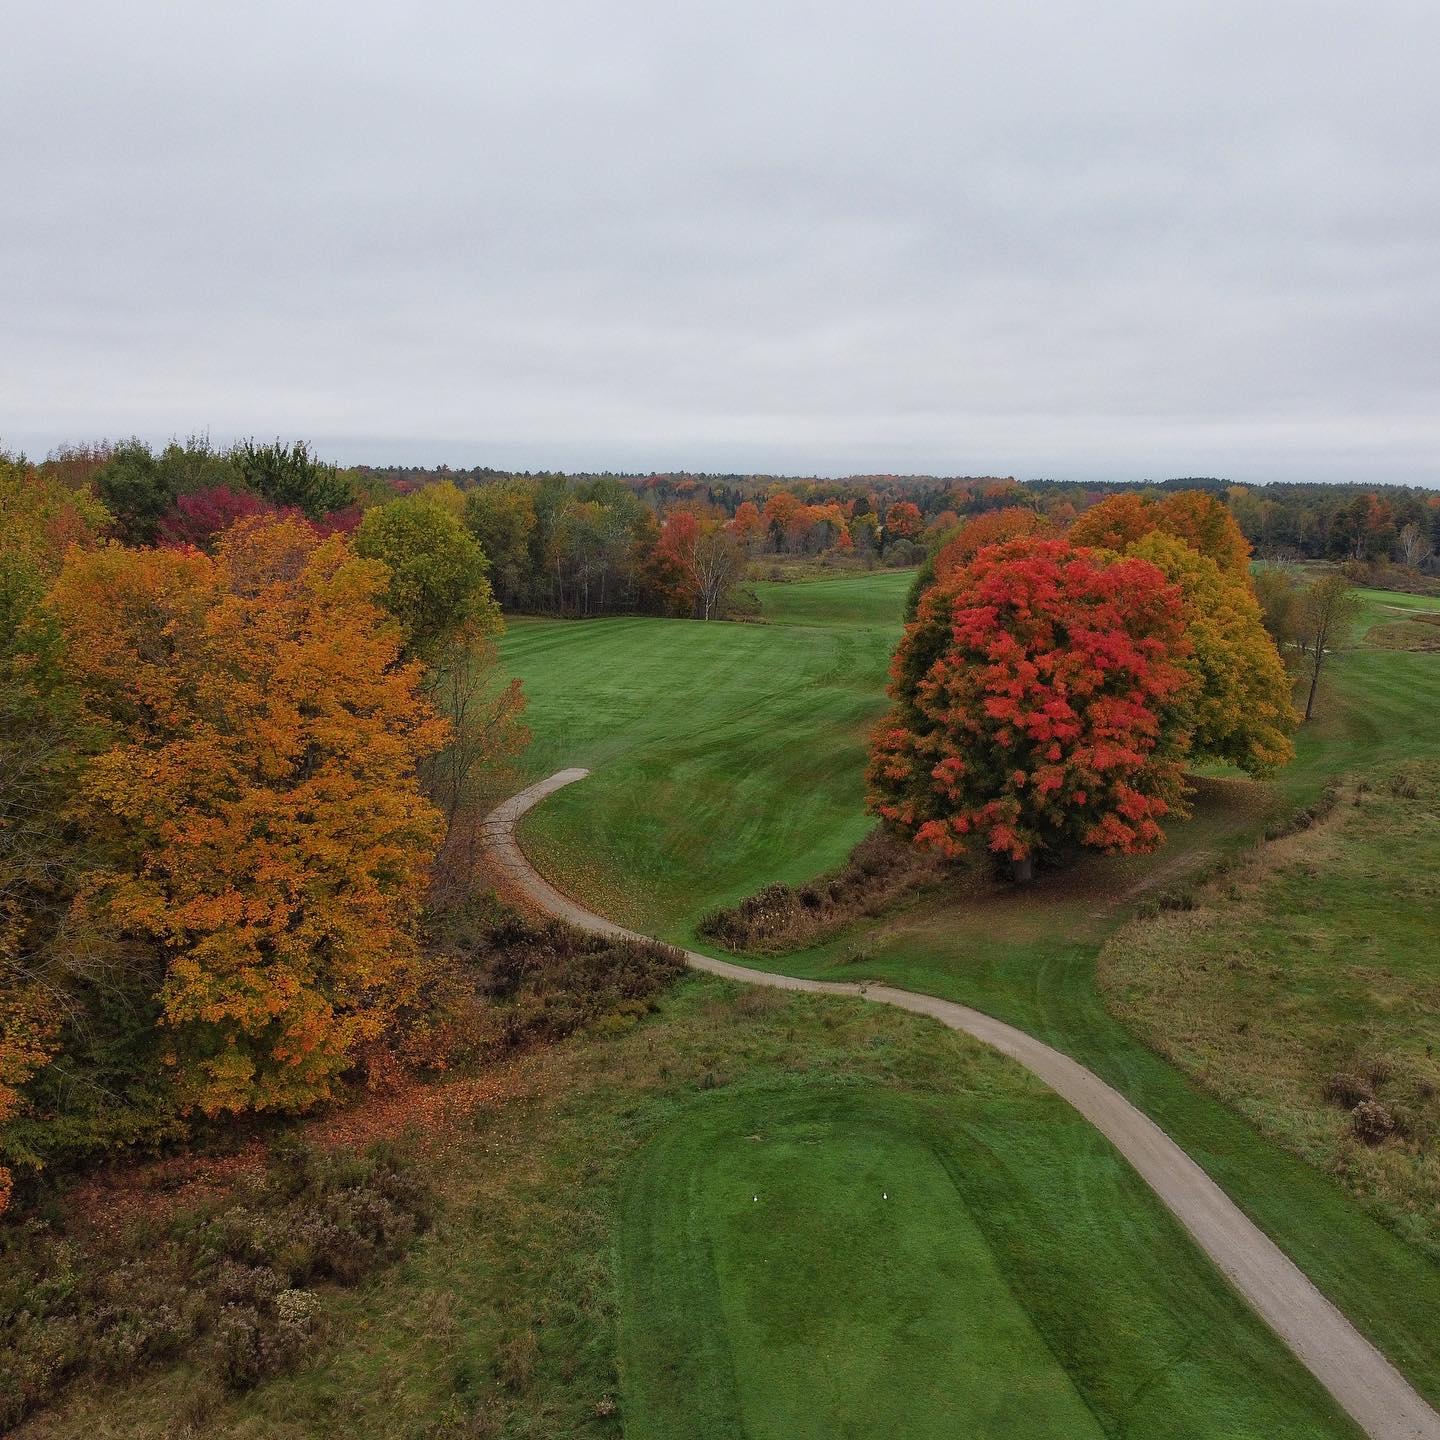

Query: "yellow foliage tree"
(51, 516), (448, 1114)
(1129, 532), (1296, 775)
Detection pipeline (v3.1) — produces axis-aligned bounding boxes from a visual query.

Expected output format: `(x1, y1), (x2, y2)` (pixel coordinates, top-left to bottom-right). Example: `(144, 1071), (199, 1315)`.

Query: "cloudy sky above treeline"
(4, 1), (1437, 483)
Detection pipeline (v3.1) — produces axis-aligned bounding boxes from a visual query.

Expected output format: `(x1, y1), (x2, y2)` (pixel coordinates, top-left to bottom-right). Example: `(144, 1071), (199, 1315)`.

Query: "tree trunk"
(1011, 855), (1034, 884)
(1304, 657), (1322, 721)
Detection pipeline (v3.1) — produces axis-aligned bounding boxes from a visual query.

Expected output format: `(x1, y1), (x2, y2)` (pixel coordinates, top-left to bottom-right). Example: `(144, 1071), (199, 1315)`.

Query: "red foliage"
(156, 489), (363, 550)
(884, 501), (923, 540)
(155, 486), (274, 548)
(868, 537), (1193, 866)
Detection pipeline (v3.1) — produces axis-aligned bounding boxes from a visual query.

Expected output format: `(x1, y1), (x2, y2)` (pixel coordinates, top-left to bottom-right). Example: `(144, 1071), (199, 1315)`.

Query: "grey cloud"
(2, 0), (1437, 482)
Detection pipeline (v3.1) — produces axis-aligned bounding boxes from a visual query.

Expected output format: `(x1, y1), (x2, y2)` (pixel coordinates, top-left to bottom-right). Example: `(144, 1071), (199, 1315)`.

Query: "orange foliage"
(50, 516), (448, 1115)
(729, 500), (765, 548)
(1154, 491), (1252, 577)
(1071, 490), (1251, 578)
(884, 501), (923, 540)
(1068, 492), (1156, 552)
(934, 507), (1052, 584)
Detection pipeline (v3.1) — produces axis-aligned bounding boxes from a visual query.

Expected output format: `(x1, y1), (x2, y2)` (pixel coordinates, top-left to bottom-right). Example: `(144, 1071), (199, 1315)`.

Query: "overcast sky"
(3, 1), (1437, 484)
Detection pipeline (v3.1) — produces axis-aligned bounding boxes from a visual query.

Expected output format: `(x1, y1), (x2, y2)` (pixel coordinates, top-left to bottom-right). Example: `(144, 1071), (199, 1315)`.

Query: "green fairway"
(620, 1081), (1357, 1440)
(499, 569), (1440, 1411)
(500, 571), (910, 932)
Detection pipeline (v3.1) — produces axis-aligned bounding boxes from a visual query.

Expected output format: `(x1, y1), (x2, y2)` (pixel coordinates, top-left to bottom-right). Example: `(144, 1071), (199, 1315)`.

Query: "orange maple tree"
(50, 516), (448, 1115)
(869, 536), (1193, 870)
(884, 501), (923, 540)
(1070, 490), (1251, 577)
(933, 506), (1053, 585)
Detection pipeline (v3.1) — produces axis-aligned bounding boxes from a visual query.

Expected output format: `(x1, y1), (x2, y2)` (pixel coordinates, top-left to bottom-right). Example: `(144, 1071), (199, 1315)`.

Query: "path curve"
(482, 769), (1440, 1440)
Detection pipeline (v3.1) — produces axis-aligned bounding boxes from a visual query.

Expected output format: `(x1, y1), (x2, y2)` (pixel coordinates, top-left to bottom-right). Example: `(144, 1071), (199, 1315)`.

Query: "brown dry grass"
(1100, 764), (1440, 1260)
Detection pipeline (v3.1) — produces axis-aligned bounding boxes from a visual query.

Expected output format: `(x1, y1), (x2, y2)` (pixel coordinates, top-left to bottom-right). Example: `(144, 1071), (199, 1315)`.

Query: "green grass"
(1102, 761), (1440, 1263)
(499, 569), (1440, 1411)
(500, 571), (910, 932)
(22, 983), (1358, 1439)
(620, 1076), (1355, 1440)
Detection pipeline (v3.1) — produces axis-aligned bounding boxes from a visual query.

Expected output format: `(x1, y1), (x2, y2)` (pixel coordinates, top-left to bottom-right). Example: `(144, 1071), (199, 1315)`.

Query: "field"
(499, 574), (1440, 1418)
(1102, 760), (1440, 1261)
(23, 570), (1432, 1437)
(502, 572), (912, 933)
(17, 982), (1357, 1440)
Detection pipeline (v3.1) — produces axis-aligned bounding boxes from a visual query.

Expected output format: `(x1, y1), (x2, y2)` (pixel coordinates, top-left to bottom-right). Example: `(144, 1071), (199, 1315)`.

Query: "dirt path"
(483, 769), (1440, 1440)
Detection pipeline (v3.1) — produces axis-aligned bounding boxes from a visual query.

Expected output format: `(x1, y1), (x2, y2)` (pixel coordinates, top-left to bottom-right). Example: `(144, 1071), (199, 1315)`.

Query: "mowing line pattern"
(483, 769), (1440, 1440)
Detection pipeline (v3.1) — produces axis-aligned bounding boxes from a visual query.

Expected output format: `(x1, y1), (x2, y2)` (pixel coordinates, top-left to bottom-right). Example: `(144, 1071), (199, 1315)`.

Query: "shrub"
(1350, 1100), (1396, 1145)
(419, 904), (685, 1061)
(1324, 1072), (1374, 1110)
(699, 828), (948, 954)
(0, 1142), (432, 1425)
(210, 1289), (319, 1389)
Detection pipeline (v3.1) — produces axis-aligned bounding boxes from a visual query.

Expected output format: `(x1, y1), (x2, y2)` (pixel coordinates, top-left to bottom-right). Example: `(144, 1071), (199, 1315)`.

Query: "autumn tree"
(356, 495), (501, 659)
(0, 461), (110, 1210)
(935, 507), (1051, 581)
(1129, 532), (1295, 774)
(1295, 572), (1362, 720)
(884, 501), (923, 544)
(51, 516), (448, 1115)
(729, 500), (765, 551)
(869, 537), (1193, 879)
(155, 484), (274, 548)
(762, 490), (808, 553)
(905, 506), (1052, 620)
(1153, 491), (1252, 578)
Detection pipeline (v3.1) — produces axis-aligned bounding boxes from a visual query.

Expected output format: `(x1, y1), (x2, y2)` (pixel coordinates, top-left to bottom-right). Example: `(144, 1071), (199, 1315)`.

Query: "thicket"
(413, 900), (688, 1065)
(698, 831), (948, 954)
(0, 1142), (433, 1429)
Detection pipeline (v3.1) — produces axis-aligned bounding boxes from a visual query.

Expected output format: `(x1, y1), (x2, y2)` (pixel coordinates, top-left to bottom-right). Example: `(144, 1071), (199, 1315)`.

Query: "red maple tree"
(868, 536), (1193, 872)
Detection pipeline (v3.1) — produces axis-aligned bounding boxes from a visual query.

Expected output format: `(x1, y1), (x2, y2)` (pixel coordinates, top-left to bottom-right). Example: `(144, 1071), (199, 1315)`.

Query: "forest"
(3, 433), (1439, 1435)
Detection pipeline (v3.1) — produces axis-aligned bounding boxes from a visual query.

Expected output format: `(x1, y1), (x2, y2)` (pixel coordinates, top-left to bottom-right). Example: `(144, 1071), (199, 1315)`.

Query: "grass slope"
(500, 572), (1440, 1409)
(501, 571), (911, 932)
(1102, 761), (1440, 1262)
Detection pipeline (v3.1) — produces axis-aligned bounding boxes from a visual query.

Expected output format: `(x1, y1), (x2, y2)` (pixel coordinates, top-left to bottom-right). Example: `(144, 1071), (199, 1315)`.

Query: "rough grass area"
(1101, 762), (1440, 1261)
(14, 979), (1358, 1440)
(697, 827), (948, 954)
(2, 1144), (433, 1431)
